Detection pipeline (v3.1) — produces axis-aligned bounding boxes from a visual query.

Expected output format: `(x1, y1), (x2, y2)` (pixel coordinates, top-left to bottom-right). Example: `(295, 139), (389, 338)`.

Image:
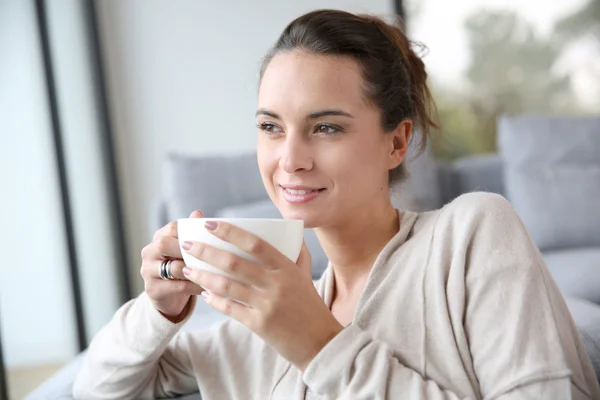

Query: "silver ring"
(166, 260), (176, 280)
(159, 259), (172, 280)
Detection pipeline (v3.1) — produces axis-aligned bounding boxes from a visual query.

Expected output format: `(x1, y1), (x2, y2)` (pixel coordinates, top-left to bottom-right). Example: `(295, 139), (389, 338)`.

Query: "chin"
(277, 204), (324, 229)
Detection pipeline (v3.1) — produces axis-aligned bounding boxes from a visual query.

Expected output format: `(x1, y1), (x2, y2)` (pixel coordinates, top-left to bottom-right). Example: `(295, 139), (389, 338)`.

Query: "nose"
(278, 133), (313, 174)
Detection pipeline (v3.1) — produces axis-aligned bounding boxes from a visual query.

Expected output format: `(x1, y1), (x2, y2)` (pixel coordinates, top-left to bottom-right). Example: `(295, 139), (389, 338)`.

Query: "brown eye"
(257, 122), (283, 135)
(314, 123), (341, 135)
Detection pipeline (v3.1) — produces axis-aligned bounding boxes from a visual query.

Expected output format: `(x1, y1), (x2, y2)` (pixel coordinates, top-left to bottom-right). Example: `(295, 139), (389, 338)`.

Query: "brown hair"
(259, 9), (438, 184)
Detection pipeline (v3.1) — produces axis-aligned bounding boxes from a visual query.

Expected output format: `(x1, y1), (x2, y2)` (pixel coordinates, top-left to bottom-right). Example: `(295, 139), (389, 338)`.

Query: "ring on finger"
(159, 259), (174, 280)
(166, 259), (176, 280)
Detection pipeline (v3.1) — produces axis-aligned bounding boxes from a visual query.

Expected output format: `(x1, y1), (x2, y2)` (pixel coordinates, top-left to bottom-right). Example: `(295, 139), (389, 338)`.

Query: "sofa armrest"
(28, 299), (226, 399)
(27, 351), (202, 400)
(26, 353), (86, 399)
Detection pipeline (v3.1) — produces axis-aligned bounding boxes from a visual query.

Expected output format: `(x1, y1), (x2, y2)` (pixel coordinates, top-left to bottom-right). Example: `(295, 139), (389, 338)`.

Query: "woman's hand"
(140, 210), (205, 323)
(181, 221), (344, 370)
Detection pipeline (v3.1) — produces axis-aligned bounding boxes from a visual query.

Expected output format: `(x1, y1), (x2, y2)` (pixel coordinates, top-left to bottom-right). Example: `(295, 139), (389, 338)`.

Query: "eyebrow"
(255, 108), (355, 119)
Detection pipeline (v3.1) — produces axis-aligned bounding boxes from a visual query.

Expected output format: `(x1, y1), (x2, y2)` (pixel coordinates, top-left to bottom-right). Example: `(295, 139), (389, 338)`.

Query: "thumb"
(296, 241), (312, 278)
(189, 209), (204, 218)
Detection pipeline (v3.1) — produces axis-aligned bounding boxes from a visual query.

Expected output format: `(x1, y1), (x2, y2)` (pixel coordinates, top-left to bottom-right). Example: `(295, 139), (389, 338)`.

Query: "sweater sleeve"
(302, 193), (598, 399)
(460, 194), (598, 399)
(302, 324), (589, 399)
(73, 293), (200, 399)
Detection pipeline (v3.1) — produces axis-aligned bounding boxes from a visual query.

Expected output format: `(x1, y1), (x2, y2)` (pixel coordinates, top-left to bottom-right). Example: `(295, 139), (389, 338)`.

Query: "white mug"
(177, 218), (304, 280)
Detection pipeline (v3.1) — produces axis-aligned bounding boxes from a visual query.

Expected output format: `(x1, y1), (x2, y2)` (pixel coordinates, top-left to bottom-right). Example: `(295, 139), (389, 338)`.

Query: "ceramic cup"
(177, 218), (304, 280)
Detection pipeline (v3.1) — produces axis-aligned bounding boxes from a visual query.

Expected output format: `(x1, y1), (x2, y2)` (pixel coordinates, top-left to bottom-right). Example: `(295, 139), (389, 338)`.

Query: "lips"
(283, 188), (319, 195)
(279, 185), (325, 204)
(279, 184), (325, 191)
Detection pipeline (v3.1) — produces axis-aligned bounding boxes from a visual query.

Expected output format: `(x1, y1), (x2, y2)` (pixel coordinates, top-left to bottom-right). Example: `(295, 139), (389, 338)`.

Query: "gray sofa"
(28, 116), (600, 399)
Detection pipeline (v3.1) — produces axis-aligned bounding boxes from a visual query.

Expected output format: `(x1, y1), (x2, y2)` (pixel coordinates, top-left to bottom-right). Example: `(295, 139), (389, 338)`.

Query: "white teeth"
(285, 189), (315, 195)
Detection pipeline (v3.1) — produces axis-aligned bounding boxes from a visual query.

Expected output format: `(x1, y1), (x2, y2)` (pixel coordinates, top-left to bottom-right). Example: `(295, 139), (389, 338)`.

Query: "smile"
(279, 186), (326, 204)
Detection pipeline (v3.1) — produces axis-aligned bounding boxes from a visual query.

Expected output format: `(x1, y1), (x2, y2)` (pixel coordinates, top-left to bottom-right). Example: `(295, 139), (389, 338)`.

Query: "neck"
(315, 200), (399, 298)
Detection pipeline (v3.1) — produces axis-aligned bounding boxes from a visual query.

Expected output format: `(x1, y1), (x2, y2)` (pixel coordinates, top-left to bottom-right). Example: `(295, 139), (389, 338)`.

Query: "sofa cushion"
(392, 142), (442, 211)
(564, 297), (600, 383)
(454, 154), (505, 197)
(544, 247), (600, 305)
(163, 153), (268, 221)
(216, 200), (328, 279)
(498, 116), (600, 251)
(437, 154), (505, 206)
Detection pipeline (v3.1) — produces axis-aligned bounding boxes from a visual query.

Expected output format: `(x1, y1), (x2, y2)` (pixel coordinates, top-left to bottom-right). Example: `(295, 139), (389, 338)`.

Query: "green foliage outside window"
(429, 0), (599, 161)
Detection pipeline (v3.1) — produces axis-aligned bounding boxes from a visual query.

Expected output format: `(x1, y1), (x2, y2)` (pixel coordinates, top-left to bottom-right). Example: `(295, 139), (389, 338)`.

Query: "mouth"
(279, 185), (326, 204)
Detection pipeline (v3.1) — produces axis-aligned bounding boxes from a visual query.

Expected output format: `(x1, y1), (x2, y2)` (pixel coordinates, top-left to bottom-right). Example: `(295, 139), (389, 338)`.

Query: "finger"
(153, 221), (178, 242)
(183, 268), (254, 305)
(204, 221), (286, 268)
(297, 241), (312, 278)
(201, 290), (250, 323)
(144, 235), (182, 260)
(152, 279), (204, 297)
(189, 209), (204, 218)
(182, 242), (267, 286)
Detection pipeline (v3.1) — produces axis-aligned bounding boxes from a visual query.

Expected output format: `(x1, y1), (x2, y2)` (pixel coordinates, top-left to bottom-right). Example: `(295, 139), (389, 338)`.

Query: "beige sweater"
(73, 193), (600, 399)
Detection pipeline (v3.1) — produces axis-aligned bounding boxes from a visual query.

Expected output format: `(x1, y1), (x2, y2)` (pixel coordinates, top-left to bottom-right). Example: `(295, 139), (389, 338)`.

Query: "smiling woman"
(73, 8), (600, 400)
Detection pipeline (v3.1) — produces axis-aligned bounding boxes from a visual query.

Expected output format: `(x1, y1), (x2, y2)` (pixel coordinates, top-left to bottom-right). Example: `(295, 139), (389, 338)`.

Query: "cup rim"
(177, 218), (303, 223)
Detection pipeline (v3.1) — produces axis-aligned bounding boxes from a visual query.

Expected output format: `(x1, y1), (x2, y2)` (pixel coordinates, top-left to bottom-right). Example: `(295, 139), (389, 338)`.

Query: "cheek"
(331, 134), (387, 181)
(337, 148), (387, 201)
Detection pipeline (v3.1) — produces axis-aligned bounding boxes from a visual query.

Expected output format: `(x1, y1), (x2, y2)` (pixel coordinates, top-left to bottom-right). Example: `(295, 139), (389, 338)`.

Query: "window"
(406, 0), (599, 160)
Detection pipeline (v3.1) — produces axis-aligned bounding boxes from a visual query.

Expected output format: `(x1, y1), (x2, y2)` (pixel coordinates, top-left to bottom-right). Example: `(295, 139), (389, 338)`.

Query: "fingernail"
(182, 267), (192, 276)
(189, 209), (203, 217)
(201, 291), (209, 299)
(182, 241), (193, 250)
(205, 221), (218, 231)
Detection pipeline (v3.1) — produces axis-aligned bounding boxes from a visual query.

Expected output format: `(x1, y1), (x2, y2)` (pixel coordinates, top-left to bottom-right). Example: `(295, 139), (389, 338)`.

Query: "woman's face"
(256, 51), (408, 228)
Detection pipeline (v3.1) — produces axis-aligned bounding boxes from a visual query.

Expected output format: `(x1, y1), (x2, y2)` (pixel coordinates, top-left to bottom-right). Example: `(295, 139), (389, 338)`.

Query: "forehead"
(258, 52), (369, 114)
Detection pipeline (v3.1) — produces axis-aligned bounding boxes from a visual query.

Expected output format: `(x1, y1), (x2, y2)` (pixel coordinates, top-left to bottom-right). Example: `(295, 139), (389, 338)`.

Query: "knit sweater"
(73, 193), (600, 399)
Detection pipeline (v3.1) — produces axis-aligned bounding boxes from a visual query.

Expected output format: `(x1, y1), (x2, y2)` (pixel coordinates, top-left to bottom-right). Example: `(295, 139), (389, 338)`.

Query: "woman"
(74, 9), (600, 400)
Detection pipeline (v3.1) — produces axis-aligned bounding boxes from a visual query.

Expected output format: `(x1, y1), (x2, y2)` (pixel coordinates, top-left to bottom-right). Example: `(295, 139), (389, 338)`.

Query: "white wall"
(0, 0), (78, 366)
(97, 0), (393, 293)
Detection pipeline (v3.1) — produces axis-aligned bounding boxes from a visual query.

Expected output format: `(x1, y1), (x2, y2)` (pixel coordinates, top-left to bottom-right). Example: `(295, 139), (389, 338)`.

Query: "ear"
(387, 119), (412, 170)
